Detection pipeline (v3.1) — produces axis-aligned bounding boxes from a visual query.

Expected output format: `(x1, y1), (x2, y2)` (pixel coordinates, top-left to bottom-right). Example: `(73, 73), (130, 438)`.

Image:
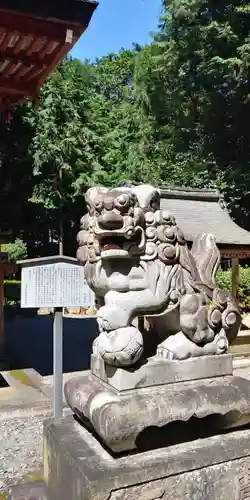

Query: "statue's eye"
(115, 194), (129, 208)
(94, 199), (103, 211)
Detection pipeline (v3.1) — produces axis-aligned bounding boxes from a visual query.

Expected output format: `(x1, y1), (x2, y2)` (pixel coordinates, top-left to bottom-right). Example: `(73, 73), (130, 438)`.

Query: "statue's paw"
(156, 345), (175, 360)
(156, 332), (194, 361)
(105, 290), (122, 306)
(97, 305), (130, 331)
(213, 331), (229, 355)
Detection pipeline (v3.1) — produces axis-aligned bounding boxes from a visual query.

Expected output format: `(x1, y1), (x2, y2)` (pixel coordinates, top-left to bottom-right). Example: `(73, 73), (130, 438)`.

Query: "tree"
(27, 58), (103, 253)
(2, 4), (250, 257)
(0, 102), (38, 248)
(90, 47), (172, 186)
(141, 0), (250, 224)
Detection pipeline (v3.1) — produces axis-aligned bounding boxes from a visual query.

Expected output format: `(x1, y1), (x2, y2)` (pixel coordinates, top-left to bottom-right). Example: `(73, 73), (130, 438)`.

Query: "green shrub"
(216, 266), (250, 312)
(4, 238), (28, 262)
(216, 268), (231, 293)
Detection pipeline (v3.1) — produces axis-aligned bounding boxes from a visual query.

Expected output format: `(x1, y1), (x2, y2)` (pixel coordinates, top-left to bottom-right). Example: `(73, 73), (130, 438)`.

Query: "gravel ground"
(0, 412), (51, 491)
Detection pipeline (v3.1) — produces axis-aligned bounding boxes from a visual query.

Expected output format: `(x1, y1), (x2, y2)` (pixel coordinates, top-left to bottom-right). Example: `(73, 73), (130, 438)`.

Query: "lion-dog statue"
(77, 184), (241, 367)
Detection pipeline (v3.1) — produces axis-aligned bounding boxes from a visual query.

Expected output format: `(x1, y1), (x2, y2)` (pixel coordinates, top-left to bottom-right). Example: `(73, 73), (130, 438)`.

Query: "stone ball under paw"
(98, 327), (144, 367)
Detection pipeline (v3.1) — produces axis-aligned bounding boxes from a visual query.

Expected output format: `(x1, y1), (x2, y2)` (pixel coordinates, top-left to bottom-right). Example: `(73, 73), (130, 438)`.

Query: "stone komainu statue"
(77, 184), (241, 367)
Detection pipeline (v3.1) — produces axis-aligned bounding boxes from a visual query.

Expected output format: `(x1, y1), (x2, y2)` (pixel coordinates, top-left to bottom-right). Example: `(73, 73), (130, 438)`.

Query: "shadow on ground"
(0, 374), (9, 387)
(4, 316), (99, 376)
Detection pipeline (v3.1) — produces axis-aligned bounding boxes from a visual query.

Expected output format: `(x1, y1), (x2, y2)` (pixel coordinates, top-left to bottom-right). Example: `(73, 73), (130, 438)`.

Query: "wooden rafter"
(0, 32), (13, 51)
(38, 30), (73, 84)
(0, 49), (46, 69)
(0, 1), (98, 111)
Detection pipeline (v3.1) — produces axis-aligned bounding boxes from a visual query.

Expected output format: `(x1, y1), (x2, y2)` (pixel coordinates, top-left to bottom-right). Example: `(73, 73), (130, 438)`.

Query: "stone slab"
(64, 372), (250, 452)
(0, 386), (48, 406)
(91, 353), (233, 390)
(44, 415), (250, 500)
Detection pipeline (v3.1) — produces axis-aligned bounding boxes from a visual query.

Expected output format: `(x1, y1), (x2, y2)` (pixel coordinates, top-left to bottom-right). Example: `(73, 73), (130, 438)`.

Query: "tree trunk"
(59, 218), (63, 255)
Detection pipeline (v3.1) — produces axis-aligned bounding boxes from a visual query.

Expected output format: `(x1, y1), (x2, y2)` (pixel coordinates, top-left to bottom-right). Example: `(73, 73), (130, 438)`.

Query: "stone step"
(0, 367), (86, 406)
(0, 369), (47, 393)
(7, 481), (48, 500)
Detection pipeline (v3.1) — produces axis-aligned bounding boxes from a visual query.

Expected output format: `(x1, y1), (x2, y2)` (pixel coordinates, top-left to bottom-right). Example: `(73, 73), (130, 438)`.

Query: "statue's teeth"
(101, 249), (129, 258)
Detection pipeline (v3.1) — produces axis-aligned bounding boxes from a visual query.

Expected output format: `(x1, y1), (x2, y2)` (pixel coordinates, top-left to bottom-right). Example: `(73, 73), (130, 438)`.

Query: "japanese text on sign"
(21, 263), (95, 308)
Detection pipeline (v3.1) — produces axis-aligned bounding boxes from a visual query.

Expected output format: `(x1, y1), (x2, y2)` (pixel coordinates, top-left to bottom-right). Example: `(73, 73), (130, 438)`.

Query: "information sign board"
(18, 255), (96, 420)
(20, 262), (95, 309)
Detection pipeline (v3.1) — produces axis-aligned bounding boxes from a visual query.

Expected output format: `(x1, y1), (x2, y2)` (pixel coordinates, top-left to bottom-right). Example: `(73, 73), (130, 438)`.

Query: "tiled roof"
(160, 187), (250, 247)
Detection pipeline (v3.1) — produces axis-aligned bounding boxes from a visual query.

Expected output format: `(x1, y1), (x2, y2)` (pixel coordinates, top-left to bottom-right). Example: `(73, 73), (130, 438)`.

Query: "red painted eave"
(0, 1), (98, 110)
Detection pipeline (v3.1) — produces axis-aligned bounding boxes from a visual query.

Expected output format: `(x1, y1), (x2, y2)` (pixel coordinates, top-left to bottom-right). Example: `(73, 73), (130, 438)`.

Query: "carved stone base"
(64, 371), (250, 453)
(91, 353), (233, 391)
(44, 415), (250, 500)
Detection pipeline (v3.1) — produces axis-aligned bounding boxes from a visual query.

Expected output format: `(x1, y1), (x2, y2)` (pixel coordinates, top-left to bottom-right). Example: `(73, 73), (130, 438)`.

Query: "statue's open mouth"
(100, 236), (128, 258)
(102, 236), (126, 251)
(98, 228), (145, 259)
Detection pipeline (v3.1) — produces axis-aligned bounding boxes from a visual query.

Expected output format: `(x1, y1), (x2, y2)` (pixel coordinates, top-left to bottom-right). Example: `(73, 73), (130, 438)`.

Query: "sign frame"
(18, 255), (95, 420)
(18, 255), (95, 310)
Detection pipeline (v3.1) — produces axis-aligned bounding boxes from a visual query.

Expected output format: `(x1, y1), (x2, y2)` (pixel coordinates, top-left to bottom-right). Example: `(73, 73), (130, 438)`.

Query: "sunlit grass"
(7, 370), (39, 391)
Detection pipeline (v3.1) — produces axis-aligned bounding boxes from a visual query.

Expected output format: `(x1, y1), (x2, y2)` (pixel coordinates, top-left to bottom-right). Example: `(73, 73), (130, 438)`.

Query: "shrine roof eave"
(0, 0), (98, 28)
(160, 186), (250, 250)
(0, 2), (98, 110)
(216, 245), (250, 259)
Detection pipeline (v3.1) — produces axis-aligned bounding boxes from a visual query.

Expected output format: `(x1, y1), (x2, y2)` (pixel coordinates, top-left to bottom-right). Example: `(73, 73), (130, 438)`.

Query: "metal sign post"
(53, 307), (63, 419)
(18, 255), (95, 421)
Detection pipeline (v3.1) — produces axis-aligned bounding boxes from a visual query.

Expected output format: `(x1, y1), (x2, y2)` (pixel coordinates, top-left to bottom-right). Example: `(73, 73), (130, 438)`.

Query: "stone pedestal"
(43, 354), (250, 499)
(44, 415), (250, 500)
(64, 354), (250, 453)
(91, 353), (233, 390)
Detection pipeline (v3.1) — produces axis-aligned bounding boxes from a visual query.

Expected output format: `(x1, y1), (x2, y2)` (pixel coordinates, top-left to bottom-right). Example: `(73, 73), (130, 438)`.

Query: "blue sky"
(71, 0), (162, 62)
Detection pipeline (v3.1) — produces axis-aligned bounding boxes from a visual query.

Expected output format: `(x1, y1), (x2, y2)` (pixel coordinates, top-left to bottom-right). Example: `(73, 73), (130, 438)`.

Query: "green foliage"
(216, 267), (250, 312)
(4, 279), (21, 284)
(145, 0), (250, 224)
(1, 0), (250, 255)
(215, 268), (231, 293)
(29, 59), (101, 207)
(4, 238), (28, 262)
